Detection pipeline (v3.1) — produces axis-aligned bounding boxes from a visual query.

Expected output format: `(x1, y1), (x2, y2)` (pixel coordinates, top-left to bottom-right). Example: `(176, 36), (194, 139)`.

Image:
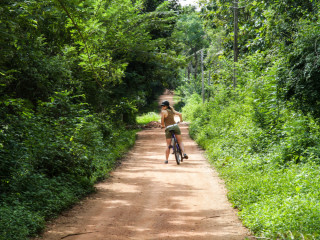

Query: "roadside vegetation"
(136, 112), (160, 125)
(178, 1), (320, 239)
(0, 0), (183, 239)
(2, 0), (320, 239)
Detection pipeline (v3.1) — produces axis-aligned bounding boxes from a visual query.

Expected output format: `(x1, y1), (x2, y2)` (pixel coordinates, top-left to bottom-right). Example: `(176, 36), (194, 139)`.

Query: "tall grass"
(136, 112), (160, 125)
(182, 91), (320, 239)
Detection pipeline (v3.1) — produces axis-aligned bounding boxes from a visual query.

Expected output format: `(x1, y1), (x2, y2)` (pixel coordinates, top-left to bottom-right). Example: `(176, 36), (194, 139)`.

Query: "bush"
(182, 89), (320, 238)
(0, 205), (44, 240)
(136, 112), (160, 125)
(0, 92), (137, 239)
(279, 21), (320, 118)
(223, 163), (320, 239)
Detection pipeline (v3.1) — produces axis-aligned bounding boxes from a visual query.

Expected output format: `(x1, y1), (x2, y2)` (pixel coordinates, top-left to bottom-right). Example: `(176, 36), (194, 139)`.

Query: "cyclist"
(160, 100), (188, 164)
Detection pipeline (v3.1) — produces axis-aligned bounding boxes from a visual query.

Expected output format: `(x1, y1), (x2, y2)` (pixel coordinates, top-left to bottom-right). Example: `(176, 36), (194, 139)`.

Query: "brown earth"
(35, 93), (252, 240)
(144, 121), (162, 128)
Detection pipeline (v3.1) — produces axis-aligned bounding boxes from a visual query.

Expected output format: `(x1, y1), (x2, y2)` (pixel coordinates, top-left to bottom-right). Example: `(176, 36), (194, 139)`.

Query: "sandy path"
(36, 93), (251, 240)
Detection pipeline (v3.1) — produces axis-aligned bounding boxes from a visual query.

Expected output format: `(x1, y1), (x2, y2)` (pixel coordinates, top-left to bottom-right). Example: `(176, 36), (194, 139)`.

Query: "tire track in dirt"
(35, 92), (251, 240)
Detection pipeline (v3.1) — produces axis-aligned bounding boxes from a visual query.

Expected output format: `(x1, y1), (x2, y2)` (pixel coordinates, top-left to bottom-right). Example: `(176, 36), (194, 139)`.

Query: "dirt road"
(36, 93), (251, 240)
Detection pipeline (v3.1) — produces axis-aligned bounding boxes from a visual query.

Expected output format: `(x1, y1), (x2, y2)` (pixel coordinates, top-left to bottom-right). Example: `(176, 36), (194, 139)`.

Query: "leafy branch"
(54, 0), (103, 88)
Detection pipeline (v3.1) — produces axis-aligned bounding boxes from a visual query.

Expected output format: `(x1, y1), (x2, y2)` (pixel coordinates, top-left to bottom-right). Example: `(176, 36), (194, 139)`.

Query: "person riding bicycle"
(160, 100), (188, 164)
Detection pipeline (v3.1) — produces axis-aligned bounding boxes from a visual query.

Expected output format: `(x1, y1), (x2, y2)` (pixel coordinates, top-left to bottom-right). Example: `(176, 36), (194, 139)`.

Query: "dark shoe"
(183, 154), (188, 159)
(164, 160), (168, 164)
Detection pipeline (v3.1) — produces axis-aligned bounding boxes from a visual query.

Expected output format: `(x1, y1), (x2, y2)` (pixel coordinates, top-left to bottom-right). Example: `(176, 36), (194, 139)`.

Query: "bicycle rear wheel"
(173, 140), (181, 165)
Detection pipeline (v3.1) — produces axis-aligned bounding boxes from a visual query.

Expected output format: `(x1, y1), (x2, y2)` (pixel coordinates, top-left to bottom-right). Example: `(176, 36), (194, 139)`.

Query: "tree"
(172, 12), (207, 81)
(279, 21), (320, 118)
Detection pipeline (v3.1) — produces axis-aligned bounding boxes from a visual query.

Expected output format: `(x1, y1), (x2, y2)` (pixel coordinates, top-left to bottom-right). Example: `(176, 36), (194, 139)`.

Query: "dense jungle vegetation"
(179, 0), (320, 239)
(0, 0), (184, 239)
(2, 0), (320, 239)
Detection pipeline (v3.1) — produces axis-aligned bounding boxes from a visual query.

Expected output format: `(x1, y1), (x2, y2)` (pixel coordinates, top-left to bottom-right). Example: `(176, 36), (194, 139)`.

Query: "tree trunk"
(201, 49), (204, 103)
(233, 0), (239, 89)
(194, 52), (198, 80)
(208, 70), (211, 99)
(188, 63), (191, 82)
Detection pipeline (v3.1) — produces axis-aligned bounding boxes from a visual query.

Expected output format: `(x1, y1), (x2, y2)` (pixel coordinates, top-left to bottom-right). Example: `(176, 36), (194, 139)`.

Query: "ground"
(35, 93), (252, 240)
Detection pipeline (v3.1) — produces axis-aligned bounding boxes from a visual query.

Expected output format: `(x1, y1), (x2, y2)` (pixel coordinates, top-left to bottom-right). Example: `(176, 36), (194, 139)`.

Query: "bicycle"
(168, 126), (183, 165)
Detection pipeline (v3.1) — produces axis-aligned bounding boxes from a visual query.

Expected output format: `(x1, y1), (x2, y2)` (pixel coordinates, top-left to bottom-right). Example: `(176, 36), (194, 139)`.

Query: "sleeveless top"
(164, 109), (176, 127)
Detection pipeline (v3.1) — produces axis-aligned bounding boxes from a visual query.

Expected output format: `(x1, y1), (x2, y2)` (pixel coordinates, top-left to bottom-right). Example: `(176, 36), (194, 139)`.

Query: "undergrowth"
(182, 90), (320, 239)
(136, 112), (160, 125)
(0, 92), (137, 240)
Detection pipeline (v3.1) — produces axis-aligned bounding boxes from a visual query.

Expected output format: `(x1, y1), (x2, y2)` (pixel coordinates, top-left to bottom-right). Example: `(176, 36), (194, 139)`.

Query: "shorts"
(165, 124), (181, 139)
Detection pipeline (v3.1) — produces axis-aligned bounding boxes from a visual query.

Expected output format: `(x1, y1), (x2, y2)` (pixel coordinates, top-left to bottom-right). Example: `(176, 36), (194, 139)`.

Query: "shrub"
(136, 112), (160, 125)
(0, 91), (137, 239)
(182, 89), (320, 238)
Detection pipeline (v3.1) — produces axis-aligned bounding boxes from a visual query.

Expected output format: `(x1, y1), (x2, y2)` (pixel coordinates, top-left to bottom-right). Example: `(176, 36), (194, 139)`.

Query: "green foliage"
(179, 0), (320, 238)
(136, 112), (160, 125)
(181, 14), (320, 236)
(0, 91), (137, 239)
(0, 0), (186, 238)
(279, 21), (320, 118)
(0, 174), (93, 240)
(171, 11), (207, 86)
(0, 0), (185, 239)
(183, 88), (320, 238)
(102, 0), (184, 111)
(172, 13), (207, 55)
(201, 0), (318, 57)
(0, 0), (71, 102)
(0, 205), (44, 240)
(6, 0), (320, 238)
(0, 0), (183, 116)
(223, 163), (320, 239)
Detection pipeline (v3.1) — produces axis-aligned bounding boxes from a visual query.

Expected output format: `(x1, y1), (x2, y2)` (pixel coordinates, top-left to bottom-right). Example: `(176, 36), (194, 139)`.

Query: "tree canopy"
(0, 1), (184, 239)
(2, 0), (320, 239)
(179, 0), (320, 238)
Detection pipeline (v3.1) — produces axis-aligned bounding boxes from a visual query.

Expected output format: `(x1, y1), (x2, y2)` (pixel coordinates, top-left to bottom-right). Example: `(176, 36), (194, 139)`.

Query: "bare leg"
(165, 138), (171, 162)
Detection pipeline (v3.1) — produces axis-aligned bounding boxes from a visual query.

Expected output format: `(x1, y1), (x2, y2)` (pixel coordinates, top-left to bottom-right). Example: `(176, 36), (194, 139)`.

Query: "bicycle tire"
(173, 140), (181, 165)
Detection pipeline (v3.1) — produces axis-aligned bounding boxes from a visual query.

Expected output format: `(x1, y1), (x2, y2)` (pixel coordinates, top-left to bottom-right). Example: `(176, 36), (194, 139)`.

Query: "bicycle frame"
(170, 130), (182, 165)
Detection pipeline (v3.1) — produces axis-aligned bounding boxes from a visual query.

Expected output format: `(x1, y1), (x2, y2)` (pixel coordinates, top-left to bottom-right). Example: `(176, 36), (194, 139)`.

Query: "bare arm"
(174, 110), (183, 122)
(161, 110), (167, 128)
